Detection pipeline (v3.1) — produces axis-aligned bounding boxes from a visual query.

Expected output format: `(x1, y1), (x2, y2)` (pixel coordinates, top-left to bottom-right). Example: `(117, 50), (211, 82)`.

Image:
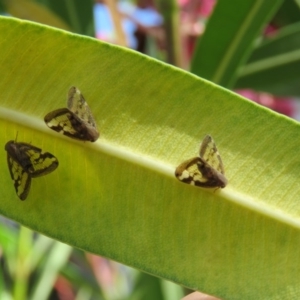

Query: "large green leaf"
(1, 17), (300, 300)
(190, 0), (283, 88)
(235, 22), (300, 96)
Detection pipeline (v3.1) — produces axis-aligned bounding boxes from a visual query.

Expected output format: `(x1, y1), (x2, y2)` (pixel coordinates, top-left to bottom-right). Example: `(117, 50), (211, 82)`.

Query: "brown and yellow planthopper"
(44, 86), (99, 142)
(175, 135), (227, 189)
(5, 138), (59, 200)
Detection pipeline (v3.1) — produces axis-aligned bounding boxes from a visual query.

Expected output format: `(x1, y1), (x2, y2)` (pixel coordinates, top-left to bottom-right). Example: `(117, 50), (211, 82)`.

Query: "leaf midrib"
(2, 106), (300, 231)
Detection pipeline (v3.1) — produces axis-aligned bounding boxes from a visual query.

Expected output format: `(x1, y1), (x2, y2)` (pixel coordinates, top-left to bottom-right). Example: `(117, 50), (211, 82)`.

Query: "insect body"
(44, 86), (99, 142)
(175, 135), (227, 188)
(5, 140), (59, 200)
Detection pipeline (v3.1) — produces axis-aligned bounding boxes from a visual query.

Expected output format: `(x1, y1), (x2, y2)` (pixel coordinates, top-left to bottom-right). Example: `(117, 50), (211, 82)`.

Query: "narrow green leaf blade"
(191, 0), (283, 88)
(31, 242), (72, 300)
(235, 22), (300, 96)
(1, 17), (300, 300)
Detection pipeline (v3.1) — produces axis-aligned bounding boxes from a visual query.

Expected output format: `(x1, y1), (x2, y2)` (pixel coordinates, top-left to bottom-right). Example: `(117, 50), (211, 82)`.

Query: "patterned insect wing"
(197, 157), (227, 188)
(6, 145), (31, 200)
(5, 140), (59, 200)
(44, 108), (93, 141)
(23, 144), (59, 177)
(175, 157), (207, 186)
(199, 135), (225, 174)
(44, 87), (99, 142)
(68, 87), (97, 128)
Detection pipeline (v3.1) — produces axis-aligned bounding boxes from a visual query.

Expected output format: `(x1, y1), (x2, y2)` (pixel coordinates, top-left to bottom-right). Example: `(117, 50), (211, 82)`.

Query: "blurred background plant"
(1, 0), (300, 299)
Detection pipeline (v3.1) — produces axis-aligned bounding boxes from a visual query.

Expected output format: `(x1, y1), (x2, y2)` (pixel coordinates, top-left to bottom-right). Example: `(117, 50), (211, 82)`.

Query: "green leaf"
(129, 273), (165, 300)
(156, 0), (182, 66)
(129, 271), (184, 300)
(35, 0), (95, 36)
(1, 0), (71, 31)
(235, 22), (300, 96)
(61, 251), (105, 298)
(190, 0), (284, 88)
(272, 0), (300, 27)
(1, 17), (300, 300)
(0, 0), (94, 35)
(30, 242), (72, 300)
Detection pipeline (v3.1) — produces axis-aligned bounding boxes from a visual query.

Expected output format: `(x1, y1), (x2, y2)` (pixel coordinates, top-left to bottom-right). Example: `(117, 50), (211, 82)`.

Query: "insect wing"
(175, 157), (227, 188)
(199, 135), (225, 175)
(23, 145), (59, 177)
(175, 157), (208, 186)
(197, 157), (227, 188)
(44, 108), (84, 140)
(67, 86), (99, 141)
(5, 141), (32, 200)
(68, 87), (97, 128)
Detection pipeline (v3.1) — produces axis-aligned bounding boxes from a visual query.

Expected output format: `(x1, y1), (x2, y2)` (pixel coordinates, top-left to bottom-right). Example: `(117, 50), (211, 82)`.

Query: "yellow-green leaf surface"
(1, 17), (300, 300)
